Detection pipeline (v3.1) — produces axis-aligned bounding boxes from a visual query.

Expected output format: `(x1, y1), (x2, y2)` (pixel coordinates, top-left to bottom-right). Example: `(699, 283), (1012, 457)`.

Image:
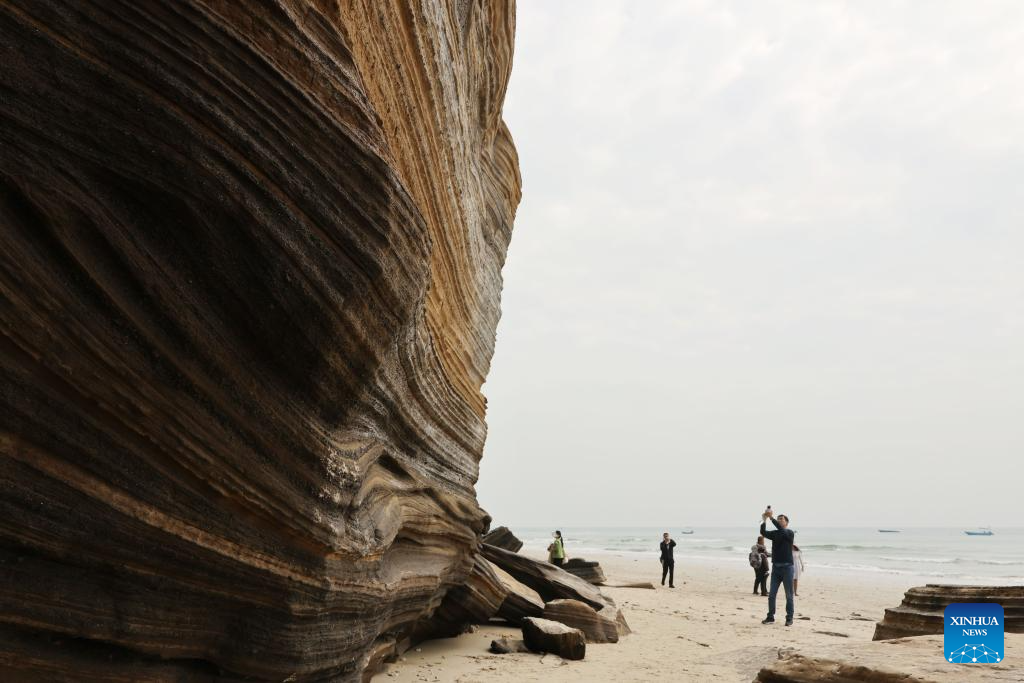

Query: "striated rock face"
(521, 618), (587, 661)
(542, 599), (623, 644)
(482, 525), (524, 552)
(489, 560), (545, 624)
(482, 544), (617, 613)
(413, 555), (509, 639)
(0, 0), (520, 680)
(563, 557), (607, 585)
(873, 585), (1024, 640)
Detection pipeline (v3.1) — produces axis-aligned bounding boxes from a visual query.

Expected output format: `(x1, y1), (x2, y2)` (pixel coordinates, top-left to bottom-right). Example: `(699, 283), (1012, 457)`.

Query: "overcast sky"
(476, 1), (1024, 528)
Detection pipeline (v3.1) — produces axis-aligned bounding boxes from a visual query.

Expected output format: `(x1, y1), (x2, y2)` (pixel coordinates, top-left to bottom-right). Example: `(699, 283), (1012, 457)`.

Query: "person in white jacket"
(792, 544), (805, 596)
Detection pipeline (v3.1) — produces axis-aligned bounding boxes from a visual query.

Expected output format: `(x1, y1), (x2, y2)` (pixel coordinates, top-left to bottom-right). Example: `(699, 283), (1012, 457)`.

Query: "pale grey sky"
(476, 1), (1024, 527)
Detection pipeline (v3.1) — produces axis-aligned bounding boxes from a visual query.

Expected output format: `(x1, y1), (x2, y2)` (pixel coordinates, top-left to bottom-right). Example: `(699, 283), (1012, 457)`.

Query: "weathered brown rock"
(755, 634), (1023, 682)
(0, 1), (520, 680)
(489, 560), (545, 624)
(482, 544), (616, 613)
(415, 555), (510, 638)
(488, 637), (530, 654)
(563, 557), (607, 584)
(542, 599), (625, 644)
(483, 526), (524, 553)
(521, 618), (586, 661)
(873, 585), (1024, 640)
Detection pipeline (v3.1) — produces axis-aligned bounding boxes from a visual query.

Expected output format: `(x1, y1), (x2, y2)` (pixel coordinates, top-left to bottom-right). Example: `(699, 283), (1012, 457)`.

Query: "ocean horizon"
(509, 526), (1024, 585)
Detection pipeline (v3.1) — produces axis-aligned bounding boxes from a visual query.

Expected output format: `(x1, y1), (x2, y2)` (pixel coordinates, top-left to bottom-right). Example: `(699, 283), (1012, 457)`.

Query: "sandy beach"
(380, 551), (1018, 682)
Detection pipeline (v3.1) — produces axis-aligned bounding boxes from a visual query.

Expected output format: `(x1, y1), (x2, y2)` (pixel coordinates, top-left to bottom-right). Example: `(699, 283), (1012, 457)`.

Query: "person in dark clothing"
(659, 532), (676, 587)
(750, 535), (769, 596)
(760, 510), (796, 626)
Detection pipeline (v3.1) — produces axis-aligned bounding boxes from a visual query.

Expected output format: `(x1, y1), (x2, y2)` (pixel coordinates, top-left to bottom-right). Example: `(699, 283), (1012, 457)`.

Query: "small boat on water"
(965, 528), (994, 536)
(679, 530), (694, 535)
(878, 529), (900, 533)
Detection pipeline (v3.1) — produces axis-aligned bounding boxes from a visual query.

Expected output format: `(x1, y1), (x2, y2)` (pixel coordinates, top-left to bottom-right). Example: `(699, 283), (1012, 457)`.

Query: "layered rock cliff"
(0, 0), (520, 680)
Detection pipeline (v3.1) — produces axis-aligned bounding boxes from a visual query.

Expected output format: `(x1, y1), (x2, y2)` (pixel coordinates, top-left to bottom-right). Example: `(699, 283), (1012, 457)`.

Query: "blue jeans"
(768, 563), (795, 620)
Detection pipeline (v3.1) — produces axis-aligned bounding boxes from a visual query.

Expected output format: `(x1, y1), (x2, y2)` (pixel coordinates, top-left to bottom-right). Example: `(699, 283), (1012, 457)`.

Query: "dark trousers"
(768, 563), (795, 620)
(551, 557), (564, 566)
(661, 559), (675, 586)
(753, 567), (768, 594)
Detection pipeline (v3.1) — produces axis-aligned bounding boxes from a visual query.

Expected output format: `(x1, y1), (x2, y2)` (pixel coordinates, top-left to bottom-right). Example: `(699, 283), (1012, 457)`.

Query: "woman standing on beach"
(793, 544), (805, 595)
(548, 530), (566, 566)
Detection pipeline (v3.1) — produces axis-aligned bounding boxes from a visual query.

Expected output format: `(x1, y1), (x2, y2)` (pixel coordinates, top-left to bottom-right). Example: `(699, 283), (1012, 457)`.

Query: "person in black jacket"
(750, 535), (769, 596)
(659, 532), (677, 588)
(760, 510), (796, 626)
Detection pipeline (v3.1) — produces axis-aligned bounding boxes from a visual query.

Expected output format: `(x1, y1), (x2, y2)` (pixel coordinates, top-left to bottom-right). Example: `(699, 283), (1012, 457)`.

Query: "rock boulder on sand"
(482, 544), (616, 613)
(542, 599), (624, 643)
(755, 633), (1023, 682)
(483, 526), (524, 553)
(489, 637), (530, 654)
(521, 618), (587, 661)
(873, 585), (1024, 640)
(563, 557), (607, 584)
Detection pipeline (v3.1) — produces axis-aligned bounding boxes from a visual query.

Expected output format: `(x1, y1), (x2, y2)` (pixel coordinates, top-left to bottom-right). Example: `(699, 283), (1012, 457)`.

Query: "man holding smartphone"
(659, 532), (677, 588)
(760, 507), (796, 626)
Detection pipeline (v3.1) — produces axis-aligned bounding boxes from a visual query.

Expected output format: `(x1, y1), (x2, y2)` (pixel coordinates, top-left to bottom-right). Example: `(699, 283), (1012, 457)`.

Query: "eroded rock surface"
(0, 0), (520, 680)
(521, 618), (586, 661)
(483, 526), (524, 552)
(755, 634), (1023, 682)
(563, 557), (607, 585)
(482, 544), (616, 613)
(873, 585), (1024, 640)
(542, 599), (623, 644)
(489, 560), (545, 624)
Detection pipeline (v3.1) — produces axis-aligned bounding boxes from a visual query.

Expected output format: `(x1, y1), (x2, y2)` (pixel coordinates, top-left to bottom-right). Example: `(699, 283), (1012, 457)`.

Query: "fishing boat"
(878, 529), (901, 533)
(964, 528), (994, 536)
(679, 530), (694, 535)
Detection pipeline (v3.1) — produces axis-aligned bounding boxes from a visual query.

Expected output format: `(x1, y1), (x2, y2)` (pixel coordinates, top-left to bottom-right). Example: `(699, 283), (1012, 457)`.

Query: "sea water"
(513, 527), (1024, 585)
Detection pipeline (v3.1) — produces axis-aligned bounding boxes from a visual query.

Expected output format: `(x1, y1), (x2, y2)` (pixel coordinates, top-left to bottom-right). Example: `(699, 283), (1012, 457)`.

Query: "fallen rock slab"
(542, 599), (623, 643)
(521, 618), (586, 661)
(488, 560), (544, 624)
(483, 526), (524, 553)
(482, 544), (616, 613)
(873, 585), (1024, 640)
(563, 558), (607, 584)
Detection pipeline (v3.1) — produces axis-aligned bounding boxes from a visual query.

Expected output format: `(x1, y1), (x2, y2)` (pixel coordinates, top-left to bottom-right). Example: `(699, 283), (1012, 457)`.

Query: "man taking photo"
(659, 532), (676, 588)
(760, 508), (795, 626)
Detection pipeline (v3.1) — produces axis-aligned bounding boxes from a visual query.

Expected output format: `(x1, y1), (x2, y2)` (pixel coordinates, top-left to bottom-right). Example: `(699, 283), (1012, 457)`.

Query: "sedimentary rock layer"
(0, 0), (520, 680)
(521, 618), (586, 661)
(873, 585), (1024, 640)
(542, 599), (622, 644)
(563, 557), (607, 585)
(482, 544), (617, 612)
(482, 525), (523, 552)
